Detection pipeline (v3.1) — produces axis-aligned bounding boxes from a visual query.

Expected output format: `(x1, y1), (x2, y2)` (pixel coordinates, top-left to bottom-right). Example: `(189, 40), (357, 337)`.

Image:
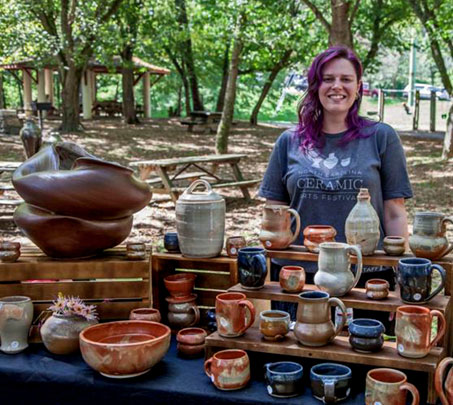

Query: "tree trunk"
(215, 21), (244, 154)
(60, 66), (83, 133)
(121, 45), (139, 125)
(329, 0), (353, 48)
(182, 74), (191, 116)
(216, 42), (231, 112)
(0, 72), (5, 109)
(250, 49), (293, 126)
(442, 103), (453, 159)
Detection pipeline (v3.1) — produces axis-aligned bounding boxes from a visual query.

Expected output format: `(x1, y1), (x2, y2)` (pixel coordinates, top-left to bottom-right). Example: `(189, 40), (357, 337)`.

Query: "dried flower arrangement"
(48, 293), (98, 321)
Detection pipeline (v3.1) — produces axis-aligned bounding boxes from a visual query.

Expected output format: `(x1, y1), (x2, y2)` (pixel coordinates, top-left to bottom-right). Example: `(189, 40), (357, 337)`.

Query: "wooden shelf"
(228, 282), (451, 312)
(205, 327), (444, 373)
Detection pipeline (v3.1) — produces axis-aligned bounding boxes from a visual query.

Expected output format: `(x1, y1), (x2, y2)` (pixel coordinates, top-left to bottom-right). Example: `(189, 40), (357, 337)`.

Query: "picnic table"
(180, 111), (223, 133)
(130, 153), (261, 202)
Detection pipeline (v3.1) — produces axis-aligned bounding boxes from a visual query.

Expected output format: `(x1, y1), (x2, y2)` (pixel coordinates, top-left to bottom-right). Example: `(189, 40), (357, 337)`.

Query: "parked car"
(435, 87), (451, 101)
(362, 82), (379, 98)
(403, 83), (437, 100)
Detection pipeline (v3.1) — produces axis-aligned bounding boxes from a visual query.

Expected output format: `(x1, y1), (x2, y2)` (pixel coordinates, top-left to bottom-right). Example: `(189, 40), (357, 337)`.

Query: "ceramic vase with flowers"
(40, 294), (98, 355)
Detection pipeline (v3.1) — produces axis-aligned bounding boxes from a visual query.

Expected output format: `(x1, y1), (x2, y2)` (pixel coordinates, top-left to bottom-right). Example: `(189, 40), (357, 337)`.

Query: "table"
(130, 154), (260, 202)
(180, 111), (223, 133)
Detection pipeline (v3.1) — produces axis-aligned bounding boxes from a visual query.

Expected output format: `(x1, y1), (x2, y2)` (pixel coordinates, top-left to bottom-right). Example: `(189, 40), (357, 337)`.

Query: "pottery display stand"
(205, 246), (453, 404)
(0, 245), (151, 321)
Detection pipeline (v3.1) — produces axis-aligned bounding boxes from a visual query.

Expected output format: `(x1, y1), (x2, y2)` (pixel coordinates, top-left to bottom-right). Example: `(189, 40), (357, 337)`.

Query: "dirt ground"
(1, 117), (453, 250)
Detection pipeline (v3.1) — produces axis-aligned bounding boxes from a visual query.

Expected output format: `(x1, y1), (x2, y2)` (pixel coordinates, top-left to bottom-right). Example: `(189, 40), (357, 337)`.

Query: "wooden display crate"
(0, 245), (151, 320)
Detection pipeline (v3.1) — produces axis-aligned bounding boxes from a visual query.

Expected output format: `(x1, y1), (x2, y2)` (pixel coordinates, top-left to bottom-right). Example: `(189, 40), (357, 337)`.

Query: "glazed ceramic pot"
(126, 242), (146, 260)
(264, 361), (303, 398)
(164, 273), (196, 299)
(409, 212), (453, 260)
(303, 225), (336, 253)
(345, 188), (380, 256)
(435, 357), (453, 405)
(215, 292), (255, 338)
(395, 305), (445, 358)
(279, 266), (306, 293)
(176, 327), (207, 357)
(383, 236), (406, 256)
(164, 232), (180, 253)
(80, 321), (171, 378)
(41, 314), (97, 355)
(166, 294), (200, 330)
(0, 241), (21, 263)
(20, 119), (42, 159)
(348, 319), (385, 353)
(129, 308), (161, 323)
(365, 368), (419, 405)
(397, 258), (446, 303)
(175, 179), (225, 258)
(225, 236), (246, 257)
(365, 279), (390, 300)
(237, 247), (268, 290)
(259, 204), (301, 250)
(314, 242), (363, 297)
(0, 296), (33, 354)
(310, 363), (352, 404)
(204, 349), (250, 390)
(259, 310), (290, 341)
(205, 308), (217, 332)
(294, 291), (347, 347)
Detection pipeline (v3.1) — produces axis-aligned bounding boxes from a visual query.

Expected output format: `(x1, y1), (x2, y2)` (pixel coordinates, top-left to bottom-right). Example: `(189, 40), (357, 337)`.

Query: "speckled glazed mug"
(215, 292), (255, 338)
(204, 349), (250, 390)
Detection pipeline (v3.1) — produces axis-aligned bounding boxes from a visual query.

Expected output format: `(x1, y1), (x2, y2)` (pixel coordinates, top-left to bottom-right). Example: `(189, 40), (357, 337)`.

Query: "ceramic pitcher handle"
(188, 306), (200, 327)
(323, 379), (336, 404)
(429, 309), (446, 350)
(184, 179), (213, 196)
(238, 300), (256, 335)
(329, 297), (347, 339)
(400, 382), (420, 405)
(287, 208), (301, 245)
(439, 217), (453, 258)
(346, 244), (363, 290)
(204, 357), (213, 377)
(426, 264), (446, 302)
(435, 357), (453, 405)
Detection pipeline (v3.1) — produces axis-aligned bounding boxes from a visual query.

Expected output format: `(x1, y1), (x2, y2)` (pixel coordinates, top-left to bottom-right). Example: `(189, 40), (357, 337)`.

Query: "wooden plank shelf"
(228, 282), (451, 313)
(205, 327), (444, 373)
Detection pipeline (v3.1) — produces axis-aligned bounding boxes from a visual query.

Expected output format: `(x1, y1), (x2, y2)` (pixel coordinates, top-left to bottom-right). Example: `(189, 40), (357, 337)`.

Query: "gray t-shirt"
(259, 122), (413, 272)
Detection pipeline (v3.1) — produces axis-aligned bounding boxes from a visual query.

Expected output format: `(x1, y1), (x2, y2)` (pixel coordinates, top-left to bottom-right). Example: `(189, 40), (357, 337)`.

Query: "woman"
(259, 46), (412, 322)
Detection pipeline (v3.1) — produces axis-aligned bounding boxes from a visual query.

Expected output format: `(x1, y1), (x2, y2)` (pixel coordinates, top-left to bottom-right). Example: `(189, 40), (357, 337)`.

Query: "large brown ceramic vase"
(12, 142), (152, 258)
(435, 357), (453, 405)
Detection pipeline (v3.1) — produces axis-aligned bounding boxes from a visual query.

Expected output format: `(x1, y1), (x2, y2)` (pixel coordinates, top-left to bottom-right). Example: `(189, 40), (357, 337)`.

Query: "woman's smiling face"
(318, 57), (361, 120)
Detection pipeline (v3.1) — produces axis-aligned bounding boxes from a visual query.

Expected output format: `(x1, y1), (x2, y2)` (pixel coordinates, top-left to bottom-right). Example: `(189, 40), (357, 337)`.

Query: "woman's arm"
(383, 198), (409, 241)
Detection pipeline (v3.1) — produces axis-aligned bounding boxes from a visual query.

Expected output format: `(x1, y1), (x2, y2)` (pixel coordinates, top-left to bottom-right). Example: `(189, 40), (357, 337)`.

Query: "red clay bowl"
(79, 321), (171, 378)
(164, 273), (196, 298)
(176, 327), (207, 345)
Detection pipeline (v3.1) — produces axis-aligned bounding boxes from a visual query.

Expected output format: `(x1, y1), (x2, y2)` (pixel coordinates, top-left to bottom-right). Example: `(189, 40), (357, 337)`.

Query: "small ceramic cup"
(279, 265), (306, 293)
(310, 363), (352, 404)
(383, 236), (406, 256)
(126, 242), (146, 260)
(365, 279), (390, 300)
(129, 308), (161, 322)
(176, 327), (207, 357)
(205, 349), (250, 390)
(0, 241), (21, 263)
(303, 225), (336, 253)
(164, 273), (196, 298)
(259, 310), (290, 341)
(264, 361), (303, 398)
(225, 236), (246, 257)
(164, 232), (180, 253)
(348, 318), (385, 353)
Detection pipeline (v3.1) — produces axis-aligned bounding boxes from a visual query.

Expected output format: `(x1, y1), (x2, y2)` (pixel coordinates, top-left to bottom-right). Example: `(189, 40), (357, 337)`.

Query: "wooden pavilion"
(0, 56), (170, 119)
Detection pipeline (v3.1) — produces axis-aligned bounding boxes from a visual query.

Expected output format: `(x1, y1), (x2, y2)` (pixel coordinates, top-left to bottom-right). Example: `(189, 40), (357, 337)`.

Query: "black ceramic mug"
(310, 363), (352, 404)
(237, 247), (268, 290)
(397, 258), (446, 304)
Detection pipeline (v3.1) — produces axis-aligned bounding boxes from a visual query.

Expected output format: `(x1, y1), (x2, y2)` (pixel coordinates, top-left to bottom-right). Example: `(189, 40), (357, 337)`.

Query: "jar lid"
(177, 179), (224, 203)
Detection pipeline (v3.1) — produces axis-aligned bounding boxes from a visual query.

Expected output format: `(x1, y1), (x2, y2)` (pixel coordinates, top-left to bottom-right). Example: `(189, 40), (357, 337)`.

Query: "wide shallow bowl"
(79, 321), (171, 378)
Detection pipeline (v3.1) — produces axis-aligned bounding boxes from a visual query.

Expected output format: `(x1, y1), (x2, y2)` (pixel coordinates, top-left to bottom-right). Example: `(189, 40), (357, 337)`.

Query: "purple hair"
(295, 46), (375, 151)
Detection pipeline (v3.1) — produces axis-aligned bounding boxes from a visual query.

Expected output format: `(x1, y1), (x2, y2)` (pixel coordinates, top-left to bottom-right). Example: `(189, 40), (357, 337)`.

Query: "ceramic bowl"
(303, 225), (336, 253)
(0, 241), (21, 263)
(259, 310), (290, 341)
(176, 327), (207, 345)
(383, 236), (406, 256)
(365, 279), (390, 300)
(129, 308), (161, 322)
(164, 232), (180, 253)
(79, 320), (171, 378)
(164, 273), (196, 298)
(349, 319), (385, 353)
(264, 361), (303, 398)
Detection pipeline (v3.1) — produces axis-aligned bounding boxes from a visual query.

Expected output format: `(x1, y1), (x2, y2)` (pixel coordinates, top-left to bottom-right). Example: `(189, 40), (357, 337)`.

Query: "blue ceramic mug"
(237, 247), (268, 290)
(164, 232), (180, 253)
(310, 363), (352, 404)
(397, 257), (446, 303)
(264, 361), (303, 398)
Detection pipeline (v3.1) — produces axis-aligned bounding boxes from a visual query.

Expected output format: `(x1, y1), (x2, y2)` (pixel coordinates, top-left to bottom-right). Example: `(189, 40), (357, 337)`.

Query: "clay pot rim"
(213, 349), (248, 360)
(216, 292), (246, 302)
(349, 318), (385, 337)
(165, 293), (197, 304)
(318, 242), (348, 249)
(399, 257), (431, 266)
(164, 273), (197, 283)
(80, 320), (170, 347)
(265, 361), (303, 375)
(260, 310), (290, 320)
(303, 225), (336, 234)
(281, 266), (304, 272)
(238, 247), (265, 254)
(299, 290), (329, 300)
(310, 363), (352, 379)
(0, 295), (31, 303)
(366, 279), (390, 287)
(130, 308), (160, 315)
(397, 305), (430, 316)
(383, 236), (405, 242)
(367, 368), (406, 385)
(415, 211), (444, 218)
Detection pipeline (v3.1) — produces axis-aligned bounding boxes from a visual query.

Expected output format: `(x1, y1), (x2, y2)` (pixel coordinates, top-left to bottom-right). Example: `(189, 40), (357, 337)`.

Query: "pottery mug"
(310, 363), (352, 404)
(395, 305), (446, 358)
(397, 257), (446, 303)
(264, 361), (303, 398)
(215, 292), (255, 338)
(435, 357), (453, 405)
(237, 247), (268, 290)
(365, 368), (419, 405)
(164, 232), (180, 253)
(204, 349), (250, 390)
(225, 236), (246, 257)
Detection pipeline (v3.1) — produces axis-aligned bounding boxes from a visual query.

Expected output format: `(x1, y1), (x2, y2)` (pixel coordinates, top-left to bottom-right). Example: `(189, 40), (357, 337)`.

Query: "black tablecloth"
(0, 337), (432, 405)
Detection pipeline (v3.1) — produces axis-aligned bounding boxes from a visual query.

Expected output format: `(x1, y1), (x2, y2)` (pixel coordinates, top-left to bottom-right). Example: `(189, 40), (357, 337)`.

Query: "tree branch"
(349, 0), (361, 23)
(300, 0), (331, 32)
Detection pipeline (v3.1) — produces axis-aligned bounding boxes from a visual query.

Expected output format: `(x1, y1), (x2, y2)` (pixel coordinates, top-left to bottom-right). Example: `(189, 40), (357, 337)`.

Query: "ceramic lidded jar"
(345, 188), (380, 256)
(409, 212), (453, 260)
(176, 179), (225, 258)
(259, 205), (301, 250)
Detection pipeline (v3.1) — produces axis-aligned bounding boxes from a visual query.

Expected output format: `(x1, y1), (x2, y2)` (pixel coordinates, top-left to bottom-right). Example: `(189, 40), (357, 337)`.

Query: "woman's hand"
(384, 198), (409, 244)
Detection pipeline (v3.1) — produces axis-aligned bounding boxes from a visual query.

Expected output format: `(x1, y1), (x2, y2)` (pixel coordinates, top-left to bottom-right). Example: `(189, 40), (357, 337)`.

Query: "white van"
(403, 83), (437, 100)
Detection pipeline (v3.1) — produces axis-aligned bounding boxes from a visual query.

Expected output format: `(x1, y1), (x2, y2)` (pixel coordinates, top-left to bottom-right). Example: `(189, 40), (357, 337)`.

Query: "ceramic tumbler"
(395, 305), (446, 358)
(264, 361), (303, 398)
(310, 363), (352, 404)
(225, 236), (246, 257)
(237, 247), (268, 290)
(0, 296), (33, 353)
(215, 292), (255, 337)
(204, 349), (250, 390)
(397, 258), (446, 303)
(279, 265), (305, 293)
(365, 368), (419, 405)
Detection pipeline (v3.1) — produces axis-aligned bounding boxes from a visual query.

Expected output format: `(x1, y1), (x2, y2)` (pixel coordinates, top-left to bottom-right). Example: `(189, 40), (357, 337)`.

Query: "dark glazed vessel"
(237, 247), (268, 290)
(164, 232), (180, 253)
(349, 319), (385, 353)
(264, 361), (303, 398)
(310, 363), (352, 404)
(19, 119), (42, 159)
